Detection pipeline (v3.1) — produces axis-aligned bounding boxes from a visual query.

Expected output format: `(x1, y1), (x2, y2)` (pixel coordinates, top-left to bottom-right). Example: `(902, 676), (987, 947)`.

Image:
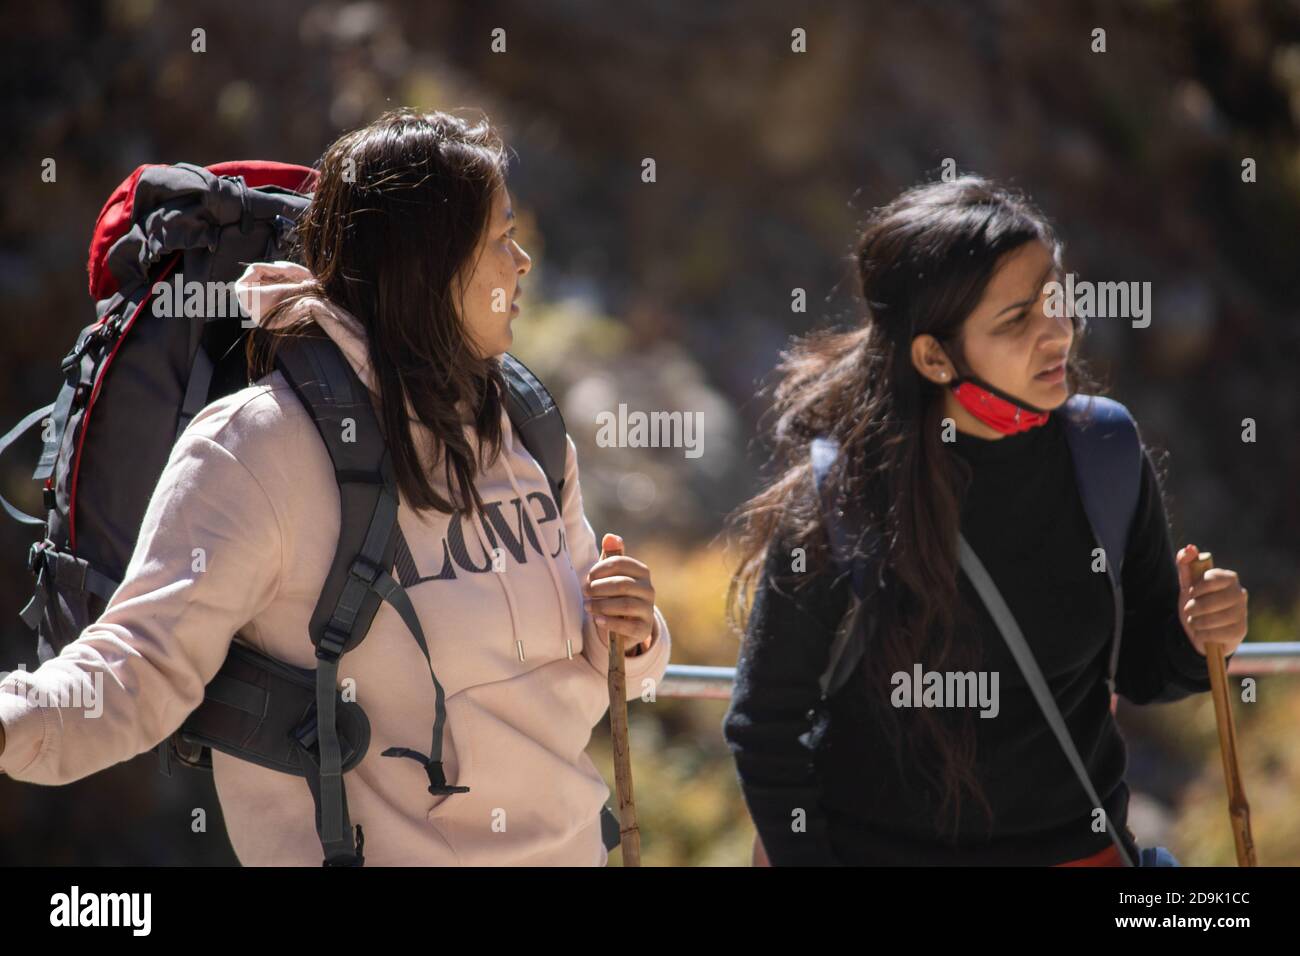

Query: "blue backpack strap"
(810, 437), (862, 596)
(1061, 394), (1143, 698)
(809, 436), (883, 697)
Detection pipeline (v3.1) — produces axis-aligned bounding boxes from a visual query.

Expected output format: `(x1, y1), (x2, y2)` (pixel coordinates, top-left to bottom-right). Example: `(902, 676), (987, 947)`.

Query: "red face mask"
(949, 375), (1051, 435)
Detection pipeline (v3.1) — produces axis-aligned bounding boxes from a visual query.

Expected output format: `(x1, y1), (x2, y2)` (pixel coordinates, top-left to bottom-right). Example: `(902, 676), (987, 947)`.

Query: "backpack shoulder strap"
(810, 436), (863, 595)
(1060, 394), (1143, 696)
(809, 435), (884, 698)
(273, 334), (394, 865)
(500, 352), (567, 515)
(274, 334), (467, 866)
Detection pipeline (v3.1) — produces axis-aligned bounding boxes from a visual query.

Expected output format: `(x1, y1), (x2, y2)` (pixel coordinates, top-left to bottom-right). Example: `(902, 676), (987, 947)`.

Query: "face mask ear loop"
(934, 340), (1051, 415)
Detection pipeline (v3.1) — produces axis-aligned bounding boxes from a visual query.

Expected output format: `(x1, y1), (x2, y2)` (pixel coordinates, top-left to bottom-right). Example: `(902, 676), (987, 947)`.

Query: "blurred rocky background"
(1, 0), (1298, 865)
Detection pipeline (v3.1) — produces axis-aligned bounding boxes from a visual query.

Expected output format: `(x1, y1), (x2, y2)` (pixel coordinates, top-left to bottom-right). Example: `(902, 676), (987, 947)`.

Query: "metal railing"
(657, 642), (1300, 699)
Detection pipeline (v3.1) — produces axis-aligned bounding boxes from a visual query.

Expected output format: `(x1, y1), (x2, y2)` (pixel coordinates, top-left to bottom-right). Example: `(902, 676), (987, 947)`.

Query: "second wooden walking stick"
(601, 534), (642, 866)
(1191, 551), (1257, 866)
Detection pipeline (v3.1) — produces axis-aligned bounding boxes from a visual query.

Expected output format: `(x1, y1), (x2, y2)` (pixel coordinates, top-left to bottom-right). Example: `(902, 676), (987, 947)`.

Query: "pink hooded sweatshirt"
(0, 261), (671, 865)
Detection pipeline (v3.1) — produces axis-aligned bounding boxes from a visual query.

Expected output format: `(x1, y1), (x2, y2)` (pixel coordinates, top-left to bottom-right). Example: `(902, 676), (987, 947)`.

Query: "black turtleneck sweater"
(723, 409), (1219, 865)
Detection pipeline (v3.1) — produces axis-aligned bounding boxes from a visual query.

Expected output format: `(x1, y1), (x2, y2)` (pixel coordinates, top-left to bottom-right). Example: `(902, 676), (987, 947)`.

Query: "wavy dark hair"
(246, 107), (510, 517)
(726, 176), (1102, 840)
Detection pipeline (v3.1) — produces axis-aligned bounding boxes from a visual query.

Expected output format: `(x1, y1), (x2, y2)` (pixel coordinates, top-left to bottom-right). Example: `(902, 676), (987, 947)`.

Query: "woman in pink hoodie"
(0, 108), (671, 865)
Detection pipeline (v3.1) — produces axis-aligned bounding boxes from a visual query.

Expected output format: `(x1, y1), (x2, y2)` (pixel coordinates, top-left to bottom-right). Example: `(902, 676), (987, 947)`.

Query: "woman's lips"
(1035, 362), (1065, 382)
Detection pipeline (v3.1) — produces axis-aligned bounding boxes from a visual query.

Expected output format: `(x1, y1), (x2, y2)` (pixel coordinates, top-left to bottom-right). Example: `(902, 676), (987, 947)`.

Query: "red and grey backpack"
(0, 161), (587, 865)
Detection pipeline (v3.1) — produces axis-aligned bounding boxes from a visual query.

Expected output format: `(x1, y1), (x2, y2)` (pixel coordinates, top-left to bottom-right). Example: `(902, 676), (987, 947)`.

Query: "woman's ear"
(910, 333), (954, 385)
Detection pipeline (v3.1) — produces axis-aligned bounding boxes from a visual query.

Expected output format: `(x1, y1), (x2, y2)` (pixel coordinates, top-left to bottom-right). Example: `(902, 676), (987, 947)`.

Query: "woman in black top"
(722, 177), (1249, 866)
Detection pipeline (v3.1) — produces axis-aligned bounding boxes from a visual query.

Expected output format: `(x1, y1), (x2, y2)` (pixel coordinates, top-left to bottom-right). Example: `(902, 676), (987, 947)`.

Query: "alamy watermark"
(0, 665), (103, 718)
(150, 273), (260, 325)
(1043, 273), (1151, 328)
(49, 885), (151, 936)
(891, 663), (1000, 718)
(595, 403), (703, 459)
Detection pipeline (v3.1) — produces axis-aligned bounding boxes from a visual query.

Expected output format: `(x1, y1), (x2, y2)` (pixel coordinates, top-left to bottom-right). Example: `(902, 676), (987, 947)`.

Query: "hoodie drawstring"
(505, 447), (575, 661)
(465, 417), (574, 663)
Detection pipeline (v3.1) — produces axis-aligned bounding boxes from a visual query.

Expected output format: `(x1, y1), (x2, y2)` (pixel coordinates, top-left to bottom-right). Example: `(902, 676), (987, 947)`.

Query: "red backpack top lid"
(87, 161), (318, 300)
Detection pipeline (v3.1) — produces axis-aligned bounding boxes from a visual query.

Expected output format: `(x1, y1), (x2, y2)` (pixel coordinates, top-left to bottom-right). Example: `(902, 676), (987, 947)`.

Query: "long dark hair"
(246, 107), (509, 518)
(726, 176), (1102, 840)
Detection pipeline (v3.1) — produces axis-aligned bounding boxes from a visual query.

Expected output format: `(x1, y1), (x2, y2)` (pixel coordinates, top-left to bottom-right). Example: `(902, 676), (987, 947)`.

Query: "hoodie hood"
(234, 260), (475, 427)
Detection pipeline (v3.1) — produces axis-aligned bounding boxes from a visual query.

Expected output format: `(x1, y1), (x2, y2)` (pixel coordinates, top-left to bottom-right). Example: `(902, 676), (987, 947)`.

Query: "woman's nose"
(1041, 304), (1072, 342)
(514, 241), (532, 275)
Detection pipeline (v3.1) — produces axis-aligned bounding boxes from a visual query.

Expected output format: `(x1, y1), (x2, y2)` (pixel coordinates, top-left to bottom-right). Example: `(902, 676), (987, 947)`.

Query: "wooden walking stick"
(1190, 552), (1257, 866)
(600, 534), (641, 866)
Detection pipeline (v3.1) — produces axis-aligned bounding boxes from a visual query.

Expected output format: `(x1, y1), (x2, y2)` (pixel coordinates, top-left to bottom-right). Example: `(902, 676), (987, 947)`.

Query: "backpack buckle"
(424, 759), (471, 796)
(321, 825), (365, 867)
(60, 321), (117, 374)
(347, 556), (381, 588)
(317, 625), (349, 660)
(26, 539), (53, 574)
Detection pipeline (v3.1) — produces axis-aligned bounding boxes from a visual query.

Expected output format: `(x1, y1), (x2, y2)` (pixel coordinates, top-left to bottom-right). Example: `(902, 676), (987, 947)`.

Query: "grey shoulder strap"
(500, 352), (567, 514)
(274, 334), (467, 865)
(957, 532), (1137, 867)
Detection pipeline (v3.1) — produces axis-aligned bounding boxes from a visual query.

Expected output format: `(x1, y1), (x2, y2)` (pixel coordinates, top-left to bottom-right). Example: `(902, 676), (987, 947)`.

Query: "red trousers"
(1054, 843), (1124, 866)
